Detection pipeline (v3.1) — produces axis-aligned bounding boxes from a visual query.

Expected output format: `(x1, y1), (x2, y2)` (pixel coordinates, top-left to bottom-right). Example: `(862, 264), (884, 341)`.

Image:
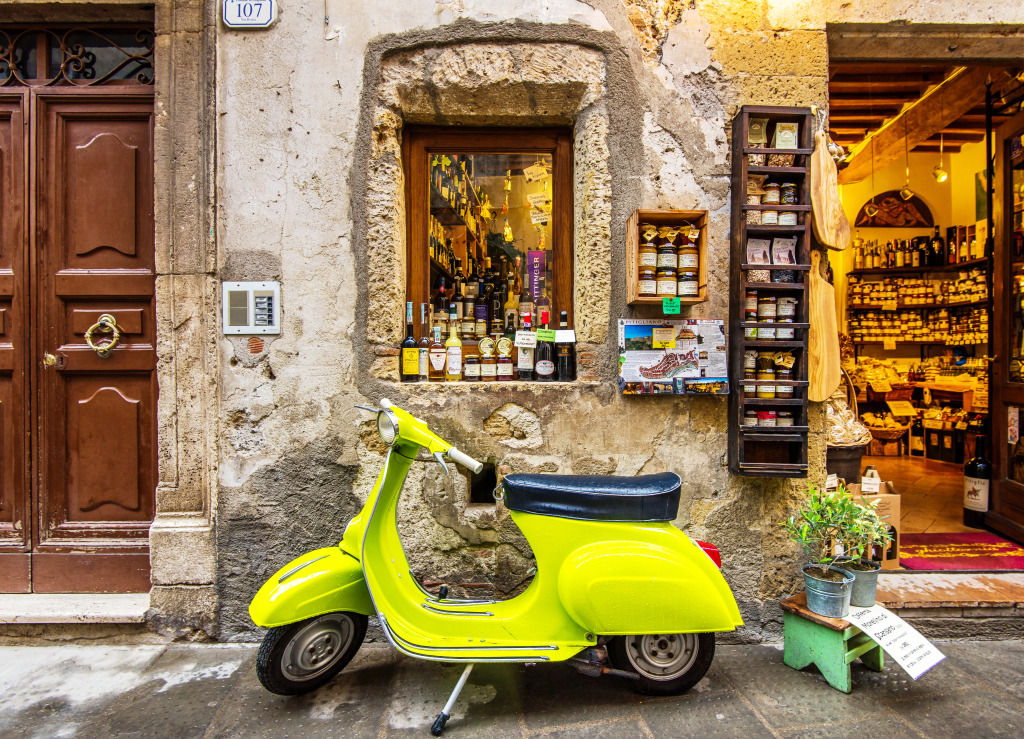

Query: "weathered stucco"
(187, 0), (1024, 642)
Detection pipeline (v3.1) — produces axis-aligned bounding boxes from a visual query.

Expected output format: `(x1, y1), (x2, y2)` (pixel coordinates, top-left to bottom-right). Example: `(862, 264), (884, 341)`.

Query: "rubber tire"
(609, 632), (716, 696)
(256, 611), (368, 695)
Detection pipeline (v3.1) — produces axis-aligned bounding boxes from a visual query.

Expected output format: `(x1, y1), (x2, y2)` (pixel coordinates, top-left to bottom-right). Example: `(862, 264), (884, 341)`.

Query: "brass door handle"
(84, 314), (121, 358)
(43, 352), (57, 367)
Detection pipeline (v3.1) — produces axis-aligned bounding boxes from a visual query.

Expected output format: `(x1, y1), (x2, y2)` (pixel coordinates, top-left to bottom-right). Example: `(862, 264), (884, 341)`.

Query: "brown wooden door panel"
(0, 96), (29, 582)
(33, 93), (155, 592)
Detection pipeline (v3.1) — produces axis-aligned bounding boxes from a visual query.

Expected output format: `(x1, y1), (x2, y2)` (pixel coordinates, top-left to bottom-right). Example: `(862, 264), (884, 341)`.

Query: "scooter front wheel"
(609, 631), (715, 696)
(256, 611), (368, 695)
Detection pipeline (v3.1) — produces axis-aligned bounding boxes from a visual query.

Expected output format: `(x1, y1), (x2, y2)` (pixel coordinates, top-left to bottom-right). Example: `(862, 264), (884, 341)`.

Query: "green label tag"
(535, 328), (556, 342)
(662, 297), (681, 314)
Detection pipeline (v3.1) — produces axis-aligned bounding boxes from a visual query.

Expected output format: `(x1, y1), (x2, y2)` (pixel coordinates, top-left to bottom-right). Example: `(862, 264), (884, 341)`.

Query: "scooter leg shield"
(249, 547), (374, 628)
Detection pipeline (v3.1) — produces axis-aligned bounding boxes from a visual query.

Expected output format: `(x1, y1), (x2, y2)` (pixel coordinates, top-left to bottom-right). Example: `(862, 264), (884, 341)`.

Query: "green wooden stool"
(781, 592), (884, 693)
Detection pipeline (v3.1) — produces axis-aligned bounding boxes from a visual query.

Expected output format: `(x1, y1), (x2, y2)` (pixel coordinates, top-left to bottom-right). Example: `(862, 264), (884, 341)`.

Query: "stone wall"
(209, 0), (1024, 642)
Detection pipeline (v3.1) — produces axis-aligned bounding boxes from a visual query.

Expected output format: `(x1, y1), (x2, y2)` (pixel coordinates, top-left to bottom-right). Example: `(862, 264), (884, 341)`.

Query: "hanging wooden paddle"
(810, 130), (851, 251)
(808, 249), (842, 402)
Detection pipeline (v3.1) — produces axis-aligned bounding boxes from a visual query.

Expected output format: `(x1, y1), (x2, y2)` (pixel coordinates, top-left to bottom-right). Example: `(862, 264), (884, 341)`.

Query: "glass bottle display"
(401, 302), (419, 382)
(445, 304), (462, 382)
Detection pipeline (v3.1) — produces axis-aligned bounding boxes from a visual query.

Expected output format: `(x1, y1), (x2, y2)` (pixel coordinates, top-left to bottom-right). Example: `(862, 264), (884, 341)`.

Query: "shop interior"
(826, 62), (1024, 565)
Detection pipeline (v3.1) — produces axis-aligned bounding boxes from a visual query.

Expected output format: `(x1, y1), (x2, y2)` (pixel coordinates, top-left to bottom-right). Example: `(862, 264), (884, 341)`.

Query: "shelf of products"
(626, 209), (708, 305)
(728, 105), (814, 478)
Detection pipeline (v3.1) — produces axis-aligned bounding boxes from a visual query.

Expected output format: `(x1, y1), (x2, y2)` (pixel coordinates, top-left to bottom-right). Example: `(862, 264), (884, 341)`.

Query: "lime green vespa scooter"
(250, 399), (742, 735)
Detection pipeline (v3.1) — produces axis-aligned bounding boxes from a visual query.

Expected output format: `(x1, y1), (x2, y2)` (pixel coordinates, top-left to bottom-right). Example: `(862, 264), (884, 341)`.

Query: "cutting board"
(808, 249), (842, 402)
(810, 131), (851, 251)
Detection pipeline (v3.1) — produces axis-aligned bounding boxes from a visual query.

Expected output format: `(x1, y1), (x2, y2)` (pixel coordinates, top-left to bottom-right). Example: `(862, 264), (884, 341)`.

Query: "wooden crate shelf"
(728, 105), (814, 479)
(626, 208), (709, 307)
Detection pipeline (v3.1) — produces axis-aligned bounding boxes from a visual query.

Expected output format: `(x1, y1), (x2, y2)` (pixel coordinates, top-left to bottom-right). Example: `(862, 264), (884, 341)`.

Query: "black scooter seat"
(501, 472), (681, 522)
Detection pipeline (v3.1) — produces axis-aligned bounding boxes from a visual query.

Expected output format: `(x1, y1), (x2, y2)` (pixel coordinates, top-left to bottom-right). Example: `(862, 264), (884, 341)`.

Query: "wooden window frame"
(403, 126), (575, 328)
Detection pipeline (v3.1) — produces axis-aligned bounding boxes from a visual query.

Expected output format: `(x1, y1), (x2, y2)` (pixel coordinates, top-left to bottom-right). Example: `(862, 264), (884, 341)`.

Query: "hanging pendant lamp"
(933, 93), (949, 182)
(865, 138), (879, 218)
(899, 118), (915, 201)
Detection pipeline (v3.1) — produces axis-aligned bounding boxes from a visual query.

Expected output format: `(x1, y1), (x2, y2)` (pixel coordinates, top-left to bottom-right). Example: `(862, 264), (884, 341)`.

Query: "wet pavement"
(1, 639), (1023, 737)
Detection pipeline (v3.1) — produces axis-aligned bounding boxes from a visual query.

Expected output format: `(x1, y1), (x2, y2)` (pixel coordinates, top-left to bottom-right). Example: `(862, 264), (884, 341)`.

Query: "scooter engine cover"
(502, 472), (680, 522)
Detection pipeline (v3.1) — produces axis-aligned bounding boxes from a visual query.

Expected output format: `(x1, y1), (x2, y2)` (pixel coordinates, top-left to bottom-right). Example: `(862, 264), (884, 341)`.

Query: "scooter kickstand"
(431, 663), (474, 736)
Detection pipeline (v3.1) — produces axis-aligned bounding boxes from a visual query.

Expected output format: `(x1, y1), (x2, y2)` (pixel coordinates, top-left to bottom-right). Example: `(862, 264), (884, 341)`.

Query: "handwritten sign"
(535, 329), (556, 343)
(530, 210), (551, 225)
(845, 605), (945, 679)
(526, 192), (550, 208)
(883, 337), (897, 351)
(886, 400), (917, 417)
(861, 476), (881, 494)
(523, 164), (548, 182)
(869, 379), (892, 393)
(514, 331), (537, 349)
(652, 327), (676, 349)
(825, 473), (839, 490)
(662, 297), (681, 314)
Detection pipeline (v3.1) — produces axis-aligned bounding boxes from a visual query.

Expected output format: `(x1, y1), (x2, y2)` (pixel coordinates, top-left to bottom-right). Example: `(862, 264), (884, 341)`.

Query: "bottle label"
(462, 319), (475, 334)
(446, 347), (462, 374)
(639, 252), (658, 267)
(518, 347), (534, 370)
(639, 279), (657, 295)
(657, 253), (677, 268)
(677, 280), (698, 297)
(481, 363), (497, 378)
(429, 349), (446, 371)
(455, 303), (464, 320)
(418, 348), (428, 376)
(402, 348), (419, 375)
(535, 359), (555, 376)
(497, 362), (513, 378)
(657, 279), (677, 296)
(474, 304), (488, 320)
(964, 476), (989, 512)
(777, 298), (797, 318)
(910, 434), (924, 452)
(678, 253), (699, 268)
(464, 363), (481, 378)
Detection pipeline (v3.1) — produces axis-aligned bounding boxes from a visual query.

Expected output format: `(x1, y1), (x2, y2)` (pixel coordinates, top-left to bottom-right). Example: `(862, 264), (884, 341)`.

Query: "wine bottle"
(433, 278), (448, 335)
(963, 435), (990, 528)
(401, 302), (419, 382)
(445, 304), (462, 382)
(428, 325), (446, 382)
(418, 303), (430, 381)
(555, 310), (576, 382)
(909, 415), (924, 457)
(534, 318), (556, 382)
(518, 312), (535, 381)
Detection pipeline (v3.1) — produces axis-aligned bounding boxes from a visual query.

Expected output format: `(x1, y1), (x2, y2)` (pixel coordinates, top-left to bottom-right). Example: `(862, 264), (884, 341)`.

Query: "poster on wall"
(854, 191), (933, 227)
(618, 319), (728, 395)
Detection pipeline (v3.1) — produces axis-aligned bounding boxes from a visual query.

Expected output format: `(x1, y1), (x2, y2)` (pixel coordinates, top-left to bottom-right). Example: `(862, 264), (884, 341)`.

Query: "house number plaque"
(222, 0), (278, 29)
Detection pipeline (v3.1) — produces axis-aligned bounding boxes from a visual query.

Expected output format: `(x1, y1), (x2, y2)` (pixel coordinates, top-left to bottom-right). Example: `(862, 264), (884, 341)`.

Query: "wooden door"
(0, 94), (30, 591)
(990, 107), (1024, 544)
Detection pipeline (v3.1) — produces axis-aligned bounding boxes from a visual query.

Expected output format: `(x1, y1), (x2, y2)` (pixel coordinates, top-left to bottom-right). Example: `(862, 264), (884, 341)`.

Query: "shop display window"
(1009, 141), (1024, 383)
(403, 128), (573, 337)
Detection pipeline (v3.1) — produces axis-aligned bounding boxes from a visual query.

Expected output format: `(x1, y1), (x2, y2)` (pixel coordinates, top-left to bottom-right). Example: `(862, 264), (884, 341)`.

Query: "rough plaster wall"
(214, 0), (1022, 641)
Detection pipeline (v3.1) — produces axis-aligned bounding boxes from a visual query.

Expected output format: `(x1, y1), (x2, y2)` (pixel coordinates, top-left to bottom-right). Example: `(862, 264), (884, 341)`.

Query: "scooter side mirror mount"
(433, 450), (450, 477)
(354, 404), (378, 413)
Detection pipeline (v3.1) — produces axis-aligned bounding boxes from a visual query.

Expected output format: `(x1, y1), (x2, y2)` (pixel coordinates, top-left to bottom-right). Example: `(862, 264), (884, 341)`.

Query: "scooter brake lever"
(354, 405), (378, 413)
(432, 450), (451, 477)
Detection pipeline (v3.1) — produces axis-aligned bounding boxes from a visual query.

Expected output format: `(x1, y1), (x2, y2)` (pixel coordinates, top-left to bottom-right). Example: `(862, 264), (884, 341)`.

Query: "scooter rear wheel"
(609, 632), (715, 696)
(256, 611), (368, 695)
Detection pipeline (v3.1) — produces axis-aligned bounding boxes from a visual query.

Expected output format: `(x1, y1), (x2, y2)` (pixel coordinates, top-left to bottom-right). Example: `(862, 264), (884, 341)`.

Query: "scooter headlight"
(377, 409), (399, 446)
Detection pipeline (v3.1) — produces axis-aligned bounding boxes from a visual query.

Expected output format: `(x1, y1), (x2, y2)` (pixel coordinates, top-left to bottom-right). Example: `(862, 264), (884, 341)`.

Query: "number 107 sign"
(223, 0), (277, 28)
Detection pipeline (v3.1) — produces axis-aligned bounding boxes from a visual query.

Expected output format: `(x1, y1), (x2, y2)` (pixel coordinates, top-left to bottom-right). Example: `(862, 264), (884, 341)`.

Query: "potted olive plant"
(782, 485), (858, 618)
(838, 496), (894, 607)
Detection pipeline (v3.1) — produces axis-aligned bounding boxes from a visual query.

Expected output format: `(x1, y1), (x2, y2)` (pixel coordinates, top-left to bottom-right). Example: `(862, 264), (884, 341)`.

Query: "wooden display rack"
(727, 105), (814, 478)
(626, 209), (708, 305)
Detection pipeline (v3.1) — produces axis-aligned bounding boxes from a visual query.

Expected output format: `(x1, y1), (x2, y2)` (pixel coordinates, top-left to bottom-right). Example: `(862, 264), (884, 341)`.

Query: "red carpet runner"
(900, 532), (1024, 570)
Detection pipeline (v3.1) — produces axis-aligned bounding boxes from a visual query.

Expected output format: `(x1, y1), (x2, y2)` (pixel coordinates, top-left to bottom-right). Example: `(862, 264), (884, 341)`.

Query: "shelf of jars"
(728, 104), (815, 479)
(626, 209), (709, 306)
(849, 257), (989, 277)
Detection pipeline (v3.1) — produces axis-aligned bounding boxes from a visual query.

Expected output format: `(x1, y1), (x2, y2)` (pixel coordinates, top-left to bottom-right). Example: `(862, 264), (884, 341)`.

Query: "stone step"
(0, 594), (149, 624)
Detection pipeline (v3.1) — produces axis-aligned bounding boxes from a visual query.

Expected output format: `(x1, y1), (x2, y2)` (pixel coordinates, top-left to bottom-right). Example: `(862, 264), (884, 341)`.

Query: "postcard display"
(728, 105), (814, 477)
(618, 319), (728, 395)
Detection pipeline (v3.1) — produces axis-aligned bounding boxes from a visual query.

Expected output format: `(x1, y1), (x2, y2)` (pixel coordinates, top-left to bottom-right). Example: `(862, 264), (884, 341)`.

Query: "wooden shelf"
(741, 340), (805, 349)
(741, 398), (807, 406)
(848, 298), (989, 311)
(742, 147), (813, 155)
(741, 264), (810, 271)
(745, 224), (806, 234)
(741, 433), (809, 443)
(747, 165), (806, 175)
(629, 295), (706, 307)
(626, 208), (708, 306)
(852, 340), (946, 346)
(742, 281), (805, 291)
(849, 257), (988, 277)
(741, 322), (810, 329)
(740, 425), (811, 433)
(743, 204), (812, 211)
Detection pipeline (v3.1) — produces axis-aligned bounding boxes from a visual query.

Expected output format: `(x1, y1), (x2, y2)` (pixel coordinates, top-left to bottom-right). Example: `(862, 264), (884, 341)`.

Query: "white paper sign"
(526, 192), (550, 207)
(825, 473), (838, 490)
(860, 476), (881, 494)
(523, 164), (548, 182)
(222, 0), (277, 28)
(530, 210), (551, 224)
(844, 605), (945, 679)
(554, 329), (576, 343)
(514, 331), (537, 349)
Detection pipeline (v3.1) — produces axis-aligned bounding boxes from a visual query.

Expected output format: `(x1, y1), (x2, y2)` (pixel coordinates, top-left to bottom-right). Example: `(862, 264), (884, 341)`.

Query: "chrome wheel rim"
(280, 613), (354, 682)
(626, 633), (699, 681)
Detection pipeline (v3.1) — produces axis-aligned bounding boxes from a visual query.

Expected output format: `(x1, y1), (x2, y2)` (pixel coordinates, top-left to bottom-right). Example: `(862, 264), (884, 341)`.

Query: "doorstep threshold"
(875, 571), (1024, 609)
(0, 593), (149, 624)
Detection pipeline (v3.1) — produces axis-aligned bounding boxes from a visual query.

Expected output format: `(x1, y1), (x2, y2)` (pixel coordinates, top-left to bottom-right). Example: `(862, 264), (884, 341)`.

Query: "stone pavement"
(1, 639), (1023, 738)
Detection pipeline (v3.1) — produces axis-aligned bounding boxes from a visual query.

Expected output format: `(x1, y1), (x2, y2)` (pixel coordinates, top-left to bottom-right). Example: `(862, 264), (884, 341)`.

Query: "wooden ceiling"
(828, 63), (1015, 154)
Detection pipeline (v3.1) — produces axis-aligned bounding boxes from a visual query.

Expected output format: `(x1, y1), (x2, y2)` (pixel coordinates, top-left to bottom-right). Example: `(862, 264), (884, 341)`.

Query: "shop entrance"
(828, 58), (1024, 569)
(0, 27), (156, 593)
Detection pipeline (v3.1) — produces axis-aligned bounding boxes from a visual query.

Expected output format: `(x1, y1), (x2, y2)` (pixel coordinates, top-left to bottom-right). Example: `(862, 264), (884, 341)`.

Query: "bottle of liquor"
(490, 280), (505, 336)
(503, 274), (518, 329)
(853, 241), (864, 270)
(555, 311), (576, 382)
(465, 259), (478, 300)
(401, 302), (419, 382)
(909, 414), (924, 457)
(433, 278), (448, 335)
(503, 312), (518, 380)
(536, 274), (552, 328)
(428, 325), (446, 382)
(452, 266), (465, 323)
(445, 305), (462, 382)
(963, 435), (991, 528)
(894, 238), (905, 268)
(474, 284), (489, 338)
(461, 285), (476, 338)
(534, 317), (556, 382)
(910, 238), (921, 268)
(418, 303), (430, 382)
(518, 312), (535, 381)
(479, 337), (497, 383)
(947, 227), (958, 264)
(518, 270), (534, 327)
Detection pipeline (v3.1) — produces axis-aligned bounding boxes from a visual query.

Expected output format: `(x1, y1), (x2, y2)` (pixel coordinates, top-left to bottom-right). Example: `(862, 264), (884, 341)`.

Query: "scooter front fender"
(249, 547), (373, 628)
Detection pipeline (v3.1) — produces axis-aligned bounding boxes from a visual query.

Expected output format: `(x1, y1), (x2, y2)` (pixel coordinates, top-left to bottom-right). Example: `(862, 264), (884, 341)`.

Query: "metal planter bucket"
(848, 559), (882, 607)
(802, 564), (854, 618)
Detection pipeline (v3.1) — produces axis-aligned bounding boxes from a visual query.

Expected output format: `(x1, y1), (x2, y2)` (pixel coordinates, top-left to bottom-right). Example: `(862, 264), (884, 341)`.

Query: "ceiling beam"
(837, 66), (996, 184)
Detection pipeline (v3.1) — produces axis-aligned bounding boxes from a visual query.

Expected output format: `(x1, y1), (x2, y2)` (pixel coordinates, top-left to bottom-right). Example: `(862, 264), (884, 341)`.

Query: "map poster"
(618, 319), (728, 396)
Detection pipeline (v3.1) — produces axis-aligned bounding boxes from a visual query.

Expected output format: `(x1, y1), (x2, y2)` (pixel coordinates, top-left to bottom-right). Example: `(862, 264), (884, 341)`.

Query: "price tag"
(662, 297), (681, 314)
(514, 331), (537, 349)
(861, 477), (881, 494)
(535, 328), (556, 343)
(826, 473), (839, 490)
(652, 327), (676, 349)
(523, 164), (548, 182)
(882, 338), (897, 351)
(886, 400), (917, 417)
(526, 192), (550, 207)
(869, 379), (892, 393)
(554, 329), (576, 343)
(883, 299), (898, 311)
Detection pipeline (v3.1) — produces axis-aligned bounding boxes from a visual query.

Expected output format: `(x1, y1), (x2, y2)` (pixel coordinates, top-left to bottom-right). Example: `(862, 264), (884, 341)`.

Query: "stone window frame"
(361, 42), (614, 385)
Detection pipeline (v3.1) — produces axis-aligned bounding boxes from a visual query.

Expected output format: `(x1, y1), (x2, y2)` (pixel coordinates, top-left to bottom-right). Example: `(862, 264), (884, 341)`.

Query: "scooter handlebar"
(380, 398), (394, 410)
(447, 447), (483, 475)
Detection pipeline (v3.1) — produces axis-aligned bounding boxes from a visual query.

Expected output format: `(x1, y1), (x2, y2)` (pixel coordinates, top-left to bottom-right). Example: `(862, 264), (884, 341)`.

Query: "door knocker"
(84, 314), (121, 358)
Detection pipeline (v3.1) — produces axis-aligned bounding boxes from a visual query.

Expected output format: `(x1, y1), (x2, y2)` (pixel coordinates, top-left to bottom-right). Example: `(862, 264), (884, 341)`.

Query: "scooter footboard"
(249, 547), (374, 628)
(557, 539), (743, 635)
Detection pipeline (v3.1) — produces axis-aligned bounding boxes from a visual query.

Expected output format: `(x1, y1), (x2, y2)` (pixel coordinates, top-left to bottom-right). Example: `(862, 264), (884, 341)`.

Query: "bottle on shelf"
(445, 304), (463, 382)
(931, 226), (946, 268)
(428, 324), (446, 382)
(463, 349), (481, 382)
(461, 283), (476, 338)
(502, 312), (518, 380)
(433, 278), (448, 336)
(909, 414), (924, 457)
(963, 434), (991, 528)
(452, 264), (465, 322)
(895, 238), (905, 268)
(401, 302), (419, 383)
(534, 317), (557, 382)
(518, 312), (535, 381)
(490, 278), (504, 336)
(555, 310), (576, 382)
(536, 274), (552, 328)
(418, 303), (430, 382)
(503, 274), (518, 329)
